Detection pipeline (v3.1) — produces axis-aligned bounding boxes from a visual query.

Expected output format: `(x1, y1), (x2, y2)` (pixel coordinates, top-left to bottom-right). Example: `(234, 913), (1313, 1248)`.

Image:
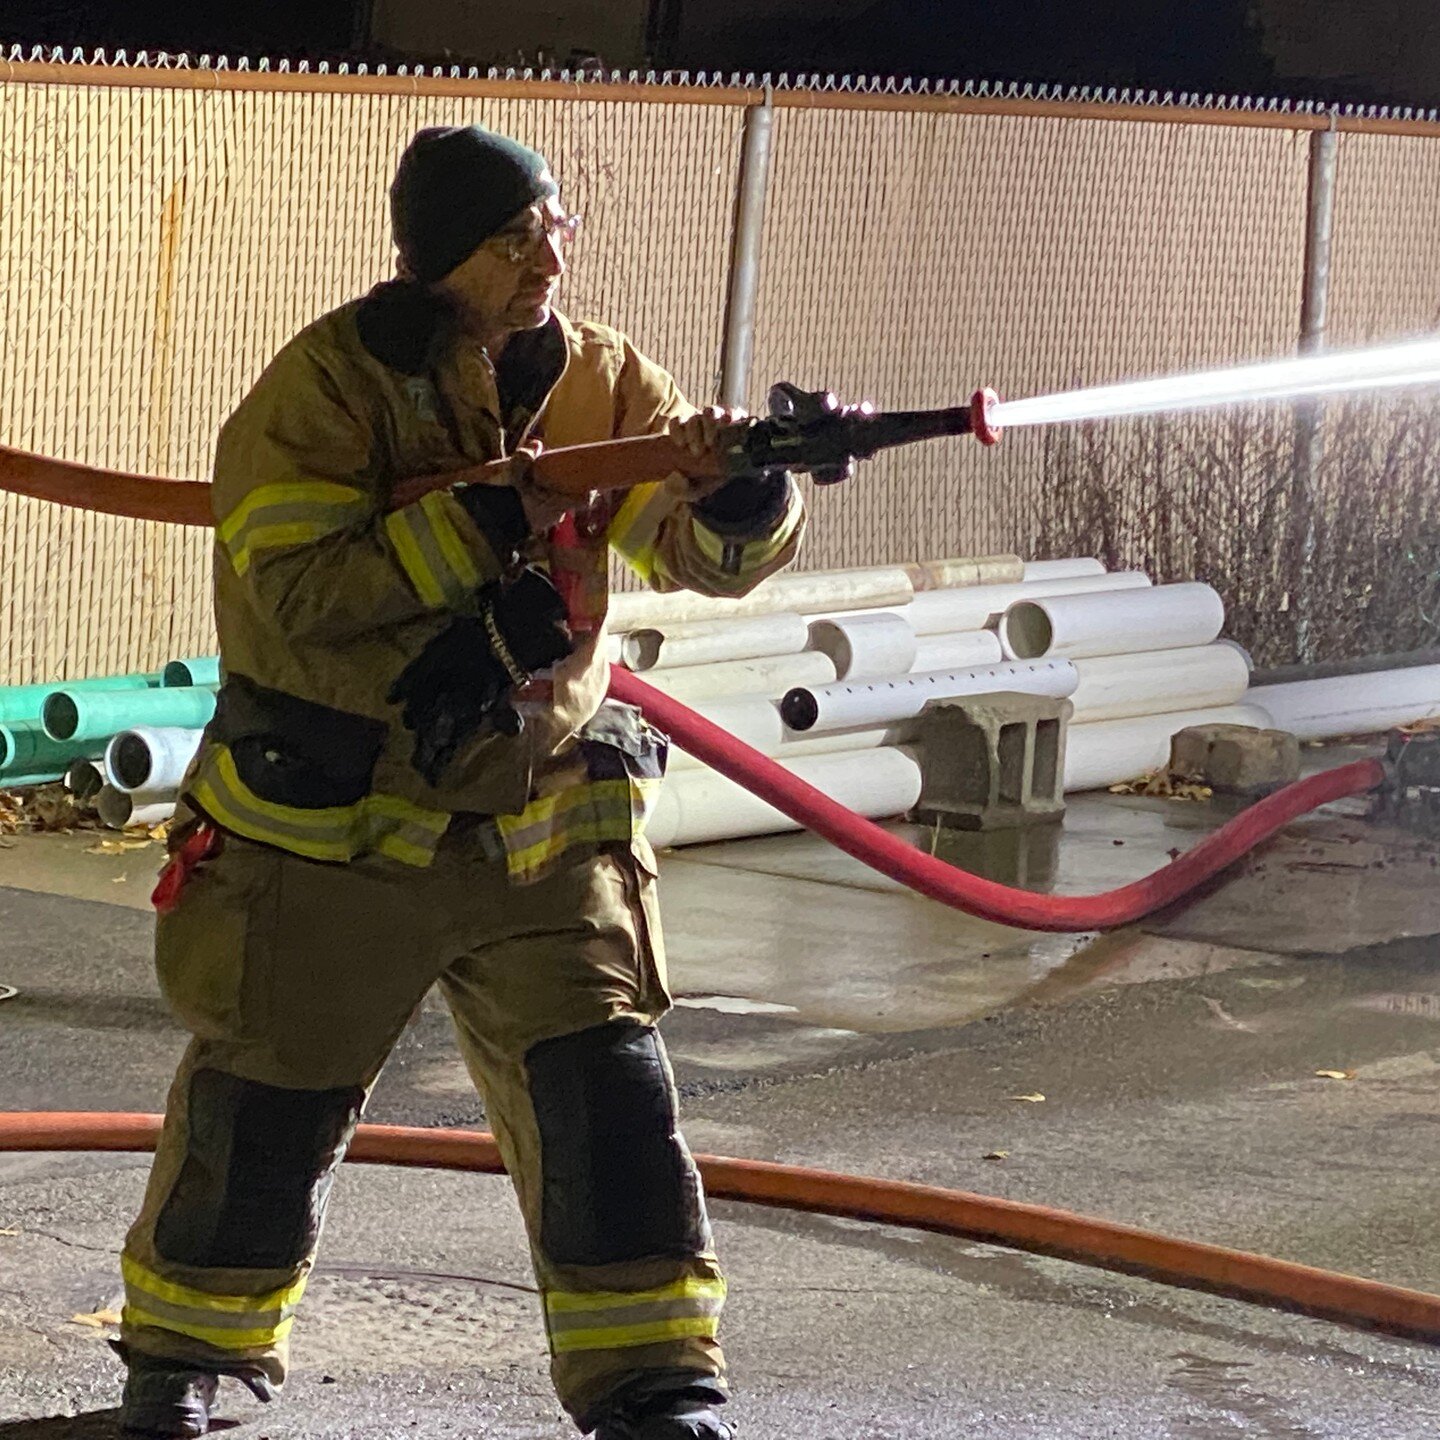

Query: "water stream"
(987, 335), (1440, 430)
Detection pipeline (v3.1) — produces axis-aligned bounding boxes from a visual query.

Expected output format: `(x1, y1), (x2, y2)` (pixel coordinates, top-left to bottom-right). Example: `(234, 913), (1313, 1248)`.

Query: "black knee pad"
(526, 1021), (709, 1267)
(155, 1070), (364, 1269)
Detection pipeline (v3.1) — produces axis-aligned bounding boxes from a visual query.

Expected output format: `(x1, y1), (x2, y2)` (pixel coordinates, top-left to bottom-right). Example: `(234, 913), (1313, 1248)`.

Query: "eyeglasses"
(490, 212), (582, 265)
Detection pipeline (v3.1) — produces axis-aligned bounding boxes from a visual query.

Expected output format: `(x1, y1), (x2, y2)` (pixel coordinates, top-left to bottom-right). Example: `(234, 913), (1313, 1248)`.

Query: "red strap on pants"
(151, 823), (223, 914)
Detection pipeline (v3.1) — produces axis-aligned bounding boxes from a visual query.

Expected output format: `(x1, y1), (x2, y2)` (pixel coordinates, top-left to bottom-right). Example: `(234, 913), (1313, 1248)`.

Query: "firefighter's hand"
(665, 406), (747, 501)
(509, 442), (572, 535)
(387, 568), (573, 784)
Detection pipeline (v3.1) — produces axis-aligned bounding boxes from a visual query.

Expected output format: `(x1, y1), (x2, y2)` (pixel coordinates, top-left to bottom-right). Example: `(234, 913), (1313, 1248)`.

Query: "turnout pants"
(120, 823), (724, 1431)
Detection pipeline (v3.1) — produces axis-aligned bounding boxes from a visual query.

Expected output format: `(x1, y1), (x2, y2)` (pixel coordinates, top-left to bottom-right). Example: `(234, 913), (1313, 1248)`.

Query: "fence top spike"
(0, 43), (1432, 122)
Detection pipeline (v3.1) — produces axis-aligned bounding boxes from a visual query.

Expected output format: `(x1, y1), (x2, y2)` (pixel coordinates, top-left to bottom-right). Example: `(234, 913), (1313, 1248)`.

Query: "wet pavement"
(3, 749), (1440, 1437)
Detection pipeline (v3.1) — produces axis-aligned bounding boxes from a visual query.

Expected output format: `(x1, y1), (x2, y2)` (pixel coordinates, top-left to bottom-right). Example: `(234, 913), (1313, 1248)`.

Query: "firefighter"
(115, 124), (805, 1439)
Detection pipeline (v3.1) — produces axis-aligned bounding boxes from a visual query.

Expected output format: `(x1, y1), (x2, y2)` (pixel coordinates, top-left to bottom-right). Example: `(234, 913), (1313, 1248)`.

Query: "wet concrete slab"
(3, 747), (1440, 1436)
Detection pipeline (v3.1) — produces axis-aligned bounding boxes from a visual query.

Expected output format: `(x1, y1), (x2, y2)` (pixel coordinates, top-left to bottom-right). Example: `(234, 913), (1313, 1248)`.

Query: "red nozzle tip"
(970, 387), (1002, 446)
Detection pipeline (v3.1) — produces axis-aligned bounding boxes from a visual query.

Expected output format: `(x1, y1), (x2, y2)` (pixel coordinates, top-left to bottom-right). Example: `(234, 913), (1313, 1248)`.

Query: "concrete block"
(912, 691), (1070, 831)
(1381, 727), (1440, 838)
(1169, 722), (1300, 796)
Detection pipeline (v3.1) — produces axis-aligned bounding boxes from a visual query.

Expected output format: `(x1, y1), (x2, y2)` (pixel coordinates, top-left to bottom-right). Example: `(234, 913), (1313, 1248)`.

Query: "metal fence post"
(1294, 119), (1339, 662)
(718, 87), (775, 408)
(1300, 123), (1339, 357)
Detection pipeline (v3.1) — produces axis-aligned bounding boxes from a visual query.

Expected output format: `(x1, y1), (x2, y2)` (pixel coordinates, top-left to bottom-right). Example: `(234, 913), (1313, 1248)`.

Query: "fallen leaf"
(982, 1150), (1010, 1161)
(1009, 1092), (1046, 1103)
(85, 838), (152, 855)
(3, 784), (103, 834)
(1315, 1069), (1357, 1081)
(69, 1309), (122, 1328)
(1108, 773), (1213, 802)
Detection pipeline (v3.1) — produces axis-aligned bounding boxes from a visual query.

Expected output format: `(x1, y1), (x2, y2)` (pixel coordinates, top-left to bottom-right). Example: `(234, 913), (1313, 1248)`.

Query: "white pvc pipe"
(641, 650), (839, 704)
(780, 659), (1079, 733)
(1063, 703), (1274, 792)
(1002, 582), (1225, 661)
(1022, 557), (1107, 582)
(1217, 638), (1256, 672)
(621, 612), (809, 671)
(664, 697), (784, 773)
(670, 720), (906, 773)
(808, 613), (918, 680)
(909, 631), (1004, 673)
(648, 746), (923, 849)
(1069, 645), (1251, 723)
(104, 727), (205, 794)
(607, 566), (914, 631)
(902, 571), (1152, 636)
(906, 555), (1024, 589)
(778, 725), (907, 761)
(96, 785), (177, 830)
(1256, 665), (1440, 741)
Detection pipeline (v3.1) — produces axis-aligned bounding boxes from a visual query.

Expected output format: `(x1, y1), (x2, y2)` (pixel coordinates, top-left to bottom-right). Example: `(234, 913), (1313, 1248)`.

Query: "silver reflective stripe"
(122, 1287), (296, 1334)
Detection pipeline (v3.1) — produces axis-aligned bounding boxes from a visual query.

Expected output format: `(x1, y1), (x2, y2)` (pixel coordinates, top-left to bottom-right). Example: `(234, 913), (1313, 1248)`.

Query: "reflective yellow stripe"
(548, 1316), (720, 1355)
(419, 491), (482, 589)
(219, 482), (369, 575)
(384, 507), (448, 607)
(122, 1303), (294, 1351)
(190, 746), (449, 867)
(609, 482), (674, 584)
(496, 778), (634, 877)
(386, 491), (490, 609)
(122, 1253), (306, 1316)
(546, 1277), (726, 1316)
(690, 488), (804, 576)
(374, 829), (439, 866)
(217, 481), (366, 545)
(231, 519), (345, 576)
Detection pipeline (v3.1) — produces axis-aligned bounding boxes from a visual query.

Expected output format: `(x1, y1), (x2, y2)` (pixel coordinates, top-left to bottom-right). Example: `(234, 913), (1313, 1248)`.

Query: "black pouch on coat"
(211, 673), (387, 809)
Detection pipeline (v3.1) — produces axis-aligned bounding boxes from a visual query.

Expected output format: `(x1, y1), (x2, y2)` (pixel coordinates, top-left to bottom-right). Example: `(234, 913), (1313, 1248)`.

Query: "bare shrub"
(1029, 395), (1440, 667)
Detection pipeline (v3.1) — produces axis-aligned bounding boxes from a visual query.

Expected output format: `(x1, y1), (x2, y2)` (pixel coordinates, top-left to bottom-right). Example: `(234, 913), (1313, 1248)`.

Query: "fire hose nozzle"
(969, 387), (1002, 446)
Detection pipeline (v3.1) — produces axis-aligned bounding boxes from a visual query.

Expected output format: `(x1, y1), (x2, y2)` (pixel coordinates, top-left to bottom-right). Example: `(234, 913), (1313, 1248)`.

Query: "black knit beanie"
(391, 125), (559, 283)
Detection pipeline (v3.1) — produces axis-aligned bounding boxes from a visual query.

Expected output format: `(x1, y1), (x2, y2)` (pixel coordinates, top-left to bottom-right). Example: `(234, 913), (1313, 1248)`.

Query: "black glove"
(692, 469), (793, 538)
(387, 566), (573, 785)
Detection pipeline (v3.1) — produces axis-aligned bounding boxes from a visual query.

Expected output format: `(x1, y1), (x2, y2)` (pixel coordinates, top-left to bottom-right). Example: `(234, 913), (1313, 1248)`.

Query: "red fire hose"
(608, 668), (1387, 933)
(0, 431), (720, 525)
(3, 1111), (1438, 1345)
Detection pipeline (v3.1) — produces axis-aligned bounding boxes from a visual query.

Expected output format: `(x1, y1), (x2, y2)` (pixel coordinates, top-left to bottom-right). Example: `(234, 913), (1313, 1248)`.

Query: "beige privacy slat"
(1328, 132), (1440, 344)
(748, 109), (1310, 574)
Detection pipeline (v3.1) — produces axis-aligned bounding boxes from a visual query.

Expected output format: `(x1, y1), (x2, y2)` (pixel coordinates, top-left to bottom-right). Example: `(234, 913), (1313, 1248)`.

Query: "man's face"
(439, 194), (576, 339)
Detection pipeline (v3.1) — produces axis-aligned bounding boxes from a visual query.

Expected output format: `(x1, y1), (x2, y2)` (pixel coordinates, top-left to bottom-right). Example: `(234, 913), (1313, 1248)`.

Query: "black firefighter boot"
(591, 1374), (735, 1440)
(116, 1343), (277, 1438)
(118, 1353), (218, 1438)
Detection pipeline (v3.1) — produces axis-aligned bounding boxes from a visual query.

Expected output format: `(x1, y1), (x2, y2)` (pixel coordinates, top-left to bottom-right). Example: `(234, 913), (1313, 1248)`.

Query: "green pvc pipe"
(0, 720), (102, 782)
(0, 671), (159, 724)
(0, 769), (65, 788)
(161, 656), (221, 687)
(42, 686), (218, 744)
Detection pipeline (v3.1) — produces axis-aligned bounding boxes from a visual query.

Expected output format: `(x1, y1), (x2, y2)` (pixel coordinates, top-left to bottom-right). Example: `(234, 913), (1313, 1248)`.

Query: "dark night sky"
(0, 0), (1402, 106)
(689, 0), (1276, 93)
(0, 0), (363, 59)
